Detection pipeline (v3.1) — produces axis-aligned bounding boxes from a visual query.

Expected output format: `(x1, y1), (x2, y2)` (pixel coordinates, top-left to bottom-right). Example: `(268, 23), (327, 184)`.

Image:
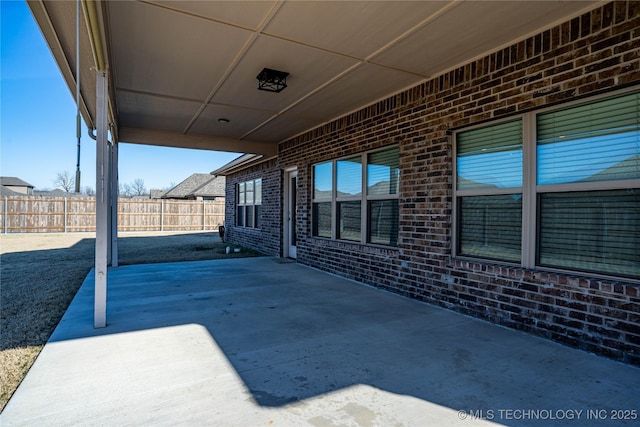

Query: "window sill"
(450, 255), (640, 285)
(310, 236), (399, 252)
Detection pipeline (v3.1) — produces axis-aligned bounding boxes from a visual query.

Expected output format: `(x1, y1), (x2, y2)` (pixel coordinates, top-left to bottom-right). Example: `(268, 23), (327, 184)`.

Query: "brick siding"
(227, 1), (640, 365)
(224, 158), (280, 256)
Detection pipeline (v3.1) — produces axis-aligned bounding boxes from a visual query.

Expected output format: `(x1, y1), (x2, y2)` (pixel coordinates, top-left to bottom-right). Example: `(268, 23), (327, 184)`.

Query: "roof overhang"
(28, 0), (603, 156)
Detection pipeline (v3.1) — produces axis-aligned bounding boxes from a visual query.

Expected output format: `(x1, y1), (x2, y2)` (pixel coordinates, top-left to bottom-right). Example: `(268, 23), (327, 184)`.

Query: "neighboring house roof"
(0, 176), (35, 188)
(149, 189), (167, 199)
(189, 176), (225, 198)
(211, 154), (274, 176)
(162, 173), (223, 199)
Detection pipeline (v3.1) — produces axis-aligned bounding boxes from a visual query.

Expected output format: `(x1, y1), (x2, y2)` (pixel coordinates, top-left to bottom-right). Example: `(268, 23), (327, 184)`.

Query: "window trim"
(453, 86), (640, 279)
(311, 145), (399, 247)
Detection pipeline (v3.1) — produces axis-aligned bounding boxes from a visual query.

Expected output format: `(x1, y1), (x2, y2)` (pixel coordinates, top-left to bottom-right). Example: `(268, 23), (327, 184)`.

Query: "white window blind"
(537, 91), (640, 185)
(457, 120), (523, 190)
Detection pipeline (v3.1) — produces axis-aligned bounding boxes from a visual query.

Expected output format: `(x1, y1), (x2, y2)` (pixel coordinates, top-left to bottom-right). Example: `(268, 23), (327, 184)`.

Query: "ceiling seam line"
(239, 62), (366, 140)
(138, 0), (264, 34)
(364, 0), (462, 62)
(182, 0), (286, 135)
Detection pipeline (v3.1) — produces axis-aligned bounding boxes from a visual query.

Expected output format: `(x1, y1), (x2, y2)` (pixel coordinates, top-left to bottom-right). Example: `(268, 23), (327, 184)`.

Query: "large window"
(312, 146), (399, 246)
(456, 120), (523, 262)
(236, 178), (261, 228)
(454, 89), (640, 278)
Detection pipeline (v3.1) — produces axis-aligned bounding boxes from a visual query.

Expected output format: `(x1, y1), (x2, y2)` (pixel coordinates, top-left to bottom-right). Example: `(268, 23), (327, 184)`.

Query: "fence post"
(64, 198), (68, 233)
(202, 199), (206, 231)
(160, 199), (164, 232)
(3, 196), (7, 234)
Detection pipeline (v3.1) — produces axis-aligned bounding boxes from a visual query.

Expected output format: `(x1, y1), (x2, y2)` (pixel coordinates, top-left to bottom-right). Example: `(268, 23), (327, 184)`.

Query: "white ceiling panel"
(264, 1), (452, 58)
(212, 35), (359, 112)
(372, 1), (599, 76)
(117, 91), (201, 131)
(246, 115), (318, 144)
(108, 1), (253, 101)
(146, 0), (280, 30)
(286, 63), (424, 122)
(189, 104), (276, 140)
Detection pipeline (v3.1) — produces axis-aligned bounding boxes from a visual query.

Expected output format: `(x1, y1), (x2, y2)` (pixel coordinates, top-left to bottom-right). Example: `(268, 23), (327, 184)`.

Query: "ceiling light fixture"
(218, 118), (230, 123)
(256, 68), (289, 93)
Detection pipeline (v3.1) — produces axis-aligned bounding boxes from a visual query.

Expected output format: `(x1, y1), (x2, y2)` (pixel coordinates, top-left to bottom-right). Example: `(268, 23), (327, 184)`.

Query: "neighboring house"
(1, 177), (34, 195)
(0, 185), (21, 197)
(149, 189), (167, 199)
(214, 4), (640, 366)
(162, 174), (225, 201)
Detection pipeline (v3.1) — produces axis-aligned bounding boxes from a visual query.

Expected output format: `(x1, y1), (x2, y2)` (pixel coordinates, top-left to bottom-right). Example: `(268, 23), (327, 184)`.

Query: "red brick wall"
(224, 158), (281, 256)
(229, 1), (640, 365)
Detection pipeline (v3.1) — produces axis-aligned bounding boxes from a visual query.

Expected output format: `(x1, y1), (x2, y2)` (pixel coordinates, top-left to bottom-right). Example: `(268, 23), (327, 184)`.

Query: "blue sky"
(1, 0), (240, 191)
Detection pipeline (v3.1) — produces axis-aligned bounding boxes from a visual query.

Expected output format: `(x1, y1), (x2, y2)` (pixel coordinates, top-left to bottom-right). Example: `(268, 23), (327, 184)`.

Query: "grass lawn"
(0, 231), (261, 412)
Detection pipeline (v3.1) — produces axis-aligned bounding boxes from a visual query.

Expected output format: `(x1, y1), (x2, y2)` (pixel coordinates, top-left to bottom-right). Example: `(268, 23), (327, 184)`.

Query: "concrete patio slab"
(2, 257), (638, 426)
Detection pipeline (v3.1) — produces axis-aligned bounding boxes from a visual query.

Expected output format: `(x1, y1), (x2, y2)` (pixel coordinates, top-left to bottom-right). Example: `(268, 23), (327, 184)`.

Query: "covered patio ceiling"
(29, 0), (601, 157)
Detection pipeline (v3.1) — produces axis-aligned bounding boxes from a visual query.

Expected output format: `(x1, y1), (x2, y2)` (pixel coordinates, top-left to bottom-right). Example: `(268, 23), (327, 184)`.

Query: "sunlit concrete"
(2, 258), (638, 426)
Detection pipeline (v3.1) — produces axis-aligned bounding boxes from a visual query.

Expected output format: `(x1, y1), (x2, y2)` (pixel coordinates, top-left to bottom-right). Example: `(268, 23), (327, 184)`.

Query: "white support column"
(94, 69), (108, 328)
(106, 145), (112, 266)
(111, 142), (119, 267)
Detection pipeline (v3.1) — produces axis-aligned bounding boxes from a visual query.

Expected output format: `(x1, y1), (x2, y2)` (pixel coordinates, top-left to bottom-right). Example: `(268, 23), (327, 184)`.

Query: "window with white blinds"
(457, 120), (523, 190)
(312, 146), (399, 246)
(456, 120), (523, 261)
(537, 91), (640, 185)
(454, 89), (639, 279)
(536, 91), (639, 277)
(312, 162), (332, 238)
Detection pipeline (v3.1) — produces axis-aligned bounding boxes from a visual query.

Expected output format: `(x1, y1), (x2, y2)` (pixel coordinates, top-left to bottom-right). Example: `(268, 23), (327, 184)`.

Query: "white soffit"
(116, 91), (202, 131)
(32, 0), (603, 152)
(372, 1), (600, 75)
(262, 1), (451, 58)
(109, 1), (253, 100)
(211, 35), (360, 112)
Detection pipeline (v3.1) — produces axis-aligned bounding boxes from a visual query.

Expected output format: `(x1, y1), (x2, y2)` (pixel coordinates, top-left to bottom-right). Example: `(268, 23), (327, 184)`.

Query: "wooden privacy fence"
(0, 196), (225, 233)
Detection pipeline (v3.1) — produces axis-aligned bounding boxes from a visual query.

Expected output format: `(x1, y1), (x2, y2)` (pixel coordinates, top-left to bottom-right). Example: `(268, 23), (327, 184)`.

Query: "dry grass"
(0, 231), (260, 412)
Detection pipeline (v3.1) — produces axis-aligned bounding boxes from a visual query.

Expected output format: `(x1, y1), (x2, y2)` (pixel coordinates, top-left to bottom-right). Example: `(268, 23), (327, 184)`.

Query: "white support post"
(111, 142), (119, 267)
(94, 69), (108, 329)
(106, 145), (112, 266)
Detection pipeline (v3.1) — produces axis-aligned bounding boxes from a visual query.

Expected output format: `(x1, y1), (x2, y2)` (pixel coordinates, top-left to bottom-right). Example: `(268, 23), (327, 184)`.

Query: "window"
(337, 156), (362, 241)
(454, 89), (640, 278)
(312, 162), (332, 238)
(312, 146), (399, 246)
(236, 178), (262, 228)
(456, 120), (523, 262)
(367, 148), (399, 246)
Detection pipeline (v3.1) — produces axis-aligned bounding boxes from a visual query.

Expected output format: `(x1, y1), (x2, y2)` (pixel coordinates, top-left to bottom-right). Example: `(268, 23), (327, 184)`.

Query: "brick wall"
(228, 1), (640, 365)
(224, 158), (280, 256)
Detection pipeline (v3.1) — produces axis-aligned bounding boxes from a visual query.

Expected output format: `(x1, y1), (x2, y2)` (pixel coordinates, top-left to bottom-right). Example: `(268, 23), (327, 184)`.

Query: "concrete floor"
(2, 257), (638, 426)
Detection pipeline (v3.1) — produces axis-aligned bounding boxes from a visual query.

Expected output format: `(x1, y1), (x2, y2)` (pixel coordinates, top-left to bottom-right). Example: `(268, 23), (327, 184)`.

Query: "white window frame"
(311, 146), (399, 247)
(453, 86), (640, 278)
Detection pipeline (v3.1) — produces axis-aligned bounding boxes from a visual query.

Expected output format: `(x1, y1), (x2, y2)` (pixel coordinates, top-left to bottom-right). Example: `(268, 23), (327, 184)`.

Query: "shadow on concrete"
(32, 257), (639, 426)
